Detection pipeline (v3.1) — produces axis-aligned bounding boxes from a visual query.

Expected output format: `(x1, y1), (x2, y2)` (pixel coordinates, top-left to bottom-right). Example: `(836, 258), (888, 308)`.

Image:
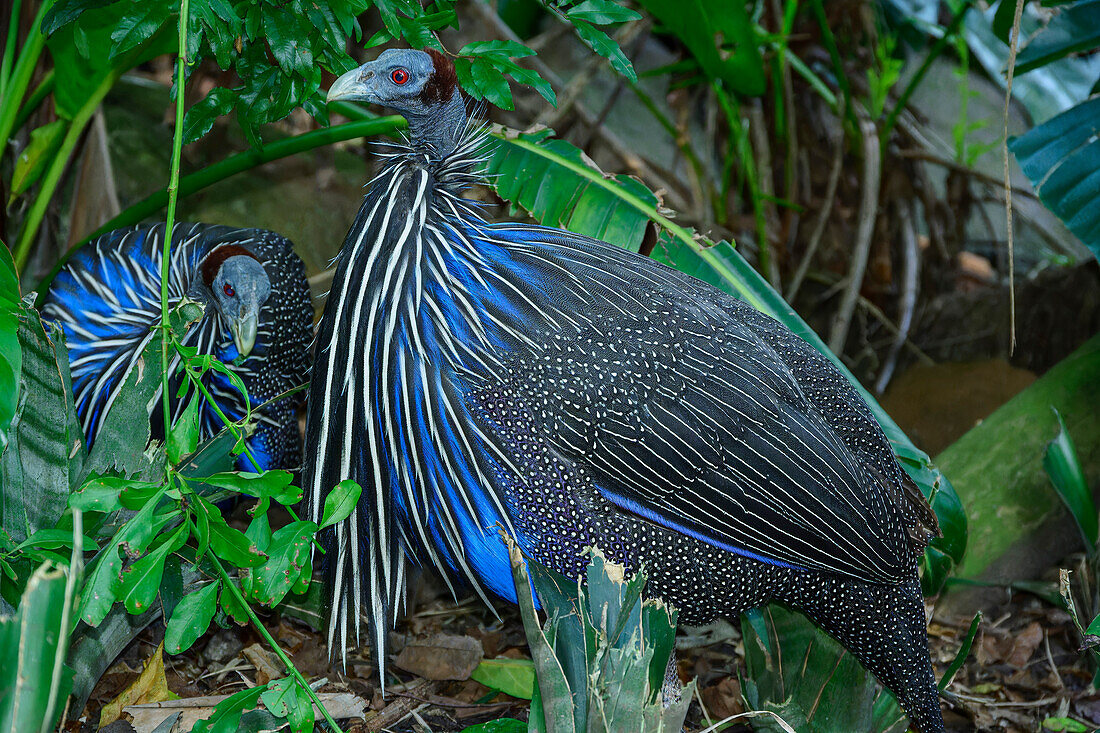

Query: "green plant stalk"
(205, 547), (344, 733)
(12, 67), (121, 269)
(12, 69), (55, 133)
(714, 84), (770, 285)
(0, 0), (48, 161)
(43, 508), (83, 732)
(880, 0), (973, 149)
(162, 0), (190, 441)
(809, 0), (857, 134)
(0, 0), (24, 100)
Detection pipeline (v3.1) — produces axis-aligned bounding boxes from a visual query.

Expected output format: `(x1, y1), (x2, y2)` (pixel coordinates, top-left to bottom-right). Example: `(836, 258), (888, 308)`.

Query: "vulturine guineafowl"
(43, 222), (312, 471)
(306, 48), (945, 732)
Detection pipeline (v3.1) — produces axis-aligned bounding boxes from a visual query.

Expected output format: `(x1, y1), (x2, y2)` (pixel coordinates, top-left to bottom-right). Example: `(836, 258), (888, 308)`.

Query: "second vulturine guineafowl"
(43, 222), (312, 471)
(308, 48), (945, 731)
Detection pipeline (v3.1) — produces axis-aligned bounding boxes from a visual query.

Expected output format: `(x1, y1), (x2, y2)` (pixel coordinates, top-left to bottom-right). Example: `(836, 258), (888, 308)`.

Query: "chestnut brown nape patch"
(419, 48), (457, 105)
(199, 244), (260, 288)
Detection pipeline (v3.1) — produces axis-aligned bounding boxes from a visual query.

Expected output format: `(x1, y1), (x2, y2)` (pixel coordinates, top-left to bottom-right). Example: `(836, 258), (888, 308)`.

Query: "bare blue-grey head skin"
(327, 48), (466, 156)
(189, 253), (271, 356)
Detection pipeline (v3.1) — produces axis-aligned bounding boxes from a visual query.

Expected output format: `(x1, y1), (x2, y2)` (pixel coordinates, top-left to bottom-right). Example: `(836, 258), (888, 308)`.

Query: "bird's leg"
(661, 652), (683, 708)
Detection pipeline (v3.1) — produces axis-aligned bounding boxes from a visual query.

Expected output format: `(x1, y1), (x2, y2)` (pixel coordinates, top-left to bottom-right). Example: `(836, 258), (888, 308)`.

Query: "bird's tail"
(782, 574), (945, 733)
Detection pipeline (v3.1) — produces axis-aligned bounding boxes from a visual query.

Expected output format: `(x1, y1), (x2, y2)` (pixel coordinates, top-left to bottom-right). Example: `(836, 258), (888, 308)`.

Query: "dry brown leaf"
(701, 677), (744, 720)
(394, 633), (483, 680)
(1007, 622), (1044, 668)
(242, 642), (281, 685)
(99, 642), (179, 728)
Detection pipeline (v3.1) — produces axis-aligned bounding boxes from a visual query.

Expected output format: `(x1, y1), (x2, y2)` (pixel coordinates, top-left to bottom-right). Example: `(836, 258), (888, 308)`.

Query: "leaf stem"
(207, 550), (344, 733)
(161, 0), (190, 454)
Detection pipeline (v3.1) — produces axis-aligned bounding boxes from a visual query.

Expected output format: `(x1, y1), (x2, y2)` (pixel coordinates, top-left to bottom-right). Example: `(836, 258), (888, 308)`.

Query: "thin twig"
(828, 113), (880, 354)
(897, 149), (1037, 200)
(875, 198), (920, 394)
(786, 131), (843, 301)
(1003, 0), (1024, 354)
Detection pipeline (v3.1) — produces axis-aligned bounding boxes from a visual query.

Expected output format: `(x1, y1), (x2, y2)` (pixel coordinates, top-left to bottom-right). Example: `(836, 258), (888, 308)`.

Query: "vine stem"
(206, 548), (344, 733)
(162, 0), (189, 443)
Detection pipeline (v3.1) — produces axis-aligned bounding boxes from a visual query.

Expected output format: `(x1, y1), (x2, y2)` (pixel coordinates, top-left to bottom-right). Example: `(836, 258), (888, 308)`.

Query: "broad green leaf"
(42, 0), (124, 35)
(470, 657), (536, 700)
(1010, 96), (1100, 262)
(119, 523), (186, 614)
(0, 562), (74, 733)
(109, 0), (171, 58)
(635, 0), (764, 93)
(84, 301), (203, 479)
(182, 87), (235, 144)
(260, 677), (314, 733)
(69, 475), (137, 513)
(0, 307), (84, 547)
(319, 479), (362, 529)
(0, 244), (20, 448)
(486, 129), (656, 251)
(1015, 0), (1100, 74)
(12, 528), (99, 552)
(1043, 408), (1096, 553)
(243, 520), (316, 606)
(167, 396), (200, 464)
(191, 685), (266, 733)
(742, 605), (877, 730)
(164, 580), (220, 654)
(198, 470), (300, 504)
(9, 120), (67, 200)
(566, 0), (641, 25)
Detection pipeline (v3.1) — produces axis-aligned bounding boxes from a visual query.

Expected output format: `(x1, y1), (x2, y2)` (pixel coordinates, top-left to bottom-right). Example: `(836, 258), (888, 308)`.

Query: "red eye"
(223, 283), (235, 297)
(391, 68), (410, 85)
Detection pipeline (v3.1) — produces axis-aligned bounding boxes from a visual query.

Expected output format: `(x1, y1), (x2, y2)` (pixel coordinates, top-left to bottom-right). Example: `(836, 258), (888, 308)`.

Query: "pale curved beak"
(328, 67), (370, 103)
(230, 313), (258, 357)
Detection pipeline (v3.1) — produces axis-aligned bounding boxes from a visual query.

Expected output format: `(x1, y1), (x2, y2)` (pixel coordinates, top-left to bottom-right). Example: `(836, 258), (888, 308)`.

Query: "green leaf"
(182, 87), (235, 144)
(1044, 408), (1097, 553)
(191, 685), (266, 733)
(566, 0), (641, 25)
(742, 604), (876, 730)
(634, 0), (764, 93)
(9, 120), (67, 200)
(263, 8), (313, 74)
(198, 470), (300, 504)
(1015, 0), (1100, 74)
(109, 0), (171, 58)
(243, 520), (316, 606)
(84, 301), (203, 479)
(470, 657), (536, 700)
(319, 479), (362, 530)
(486, 130), (657, 250)
(571, 20), (636, 82)
(42, 0), (123, 36)
(119, 523), (186, 614)
(0, 245), (21, 448)
(1009, 96), (1100, 262)
(167, 395), (201, 464)
(164, 580), (220, 654)
(469, 57), (514, 110)
(69, 475), (134, 512)
(0, 562), (74, 733)
(260, 677), (314, 733)
(0, 307), (84, 547)
(195, 496), (267, 568)
(12, 528), (99, 552)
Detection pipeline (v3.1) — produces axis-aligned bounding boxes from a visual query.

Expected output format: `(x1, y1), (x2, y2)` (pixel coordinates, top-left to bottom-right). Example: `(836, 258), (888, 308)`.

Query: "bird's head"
(328, 48), (465, 155)
(196, 246), (271, 357)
